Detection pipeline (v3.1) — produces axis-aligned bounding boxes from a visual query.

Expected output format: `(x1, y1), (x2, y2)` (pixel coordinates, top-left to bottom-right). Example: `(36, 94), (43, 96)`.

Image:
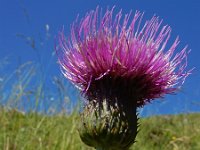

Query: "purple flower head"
(56, 7), (191, 107)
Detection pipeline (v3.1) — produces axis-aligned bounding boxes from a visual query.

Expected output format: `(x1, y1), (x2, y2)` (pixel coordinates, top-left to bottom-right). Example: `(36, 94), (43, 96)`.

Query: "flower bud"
(78, 100), (138, 150)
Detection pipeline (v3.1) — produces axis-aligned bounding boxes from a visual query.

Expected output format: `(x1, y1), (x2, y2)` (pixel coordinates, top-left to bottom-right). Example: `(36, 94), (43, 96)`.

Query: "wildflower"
(57, 7), (191, 150)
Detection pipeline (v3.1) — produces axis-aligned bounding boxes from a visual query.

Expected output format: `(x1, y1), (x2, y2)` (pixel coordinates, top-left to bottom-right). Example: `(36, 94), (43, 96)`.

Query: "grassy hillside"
(0, 109), (199, 150)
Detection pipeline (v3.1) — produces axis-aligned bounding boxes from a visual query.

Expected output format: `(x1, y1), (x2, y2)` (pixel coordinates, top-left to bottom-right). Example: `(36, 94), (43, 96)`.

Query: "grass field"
(0, 60), (199, 150)
(0, 108), (199, 150)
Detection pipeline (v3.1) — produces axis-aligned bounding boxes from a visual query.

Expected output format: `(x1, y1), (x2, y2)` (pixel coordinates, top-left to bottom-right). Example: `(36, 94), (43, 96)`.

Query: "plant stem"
(96, 148), (104, 150)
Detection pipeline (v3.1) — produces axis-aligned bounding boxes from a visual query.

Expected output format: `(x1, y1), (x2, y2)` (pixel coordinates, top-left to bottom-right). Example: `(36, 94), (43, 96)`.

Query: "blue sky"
(0, 0), (200, 116)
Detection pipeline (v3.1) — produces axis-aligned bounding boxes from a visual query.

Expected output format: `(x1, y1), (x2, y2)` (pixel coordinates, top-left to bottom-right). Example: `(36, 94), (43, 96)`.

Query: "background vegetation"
(0, 59), (199, 150)
(0, 107), (199, 150)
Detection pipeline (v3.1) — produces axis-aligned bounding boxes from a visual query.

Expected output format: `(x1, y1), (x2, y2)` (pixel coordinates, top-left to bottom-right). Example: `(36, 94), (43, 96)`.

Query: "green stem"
(96, 148), (104, 150)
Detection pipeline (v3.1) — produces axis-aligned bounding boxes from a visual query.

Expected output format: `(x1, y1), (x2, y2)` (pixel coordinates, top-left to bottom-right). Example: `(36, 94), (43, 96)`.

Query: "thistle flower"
(56, 7), (191, 150)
